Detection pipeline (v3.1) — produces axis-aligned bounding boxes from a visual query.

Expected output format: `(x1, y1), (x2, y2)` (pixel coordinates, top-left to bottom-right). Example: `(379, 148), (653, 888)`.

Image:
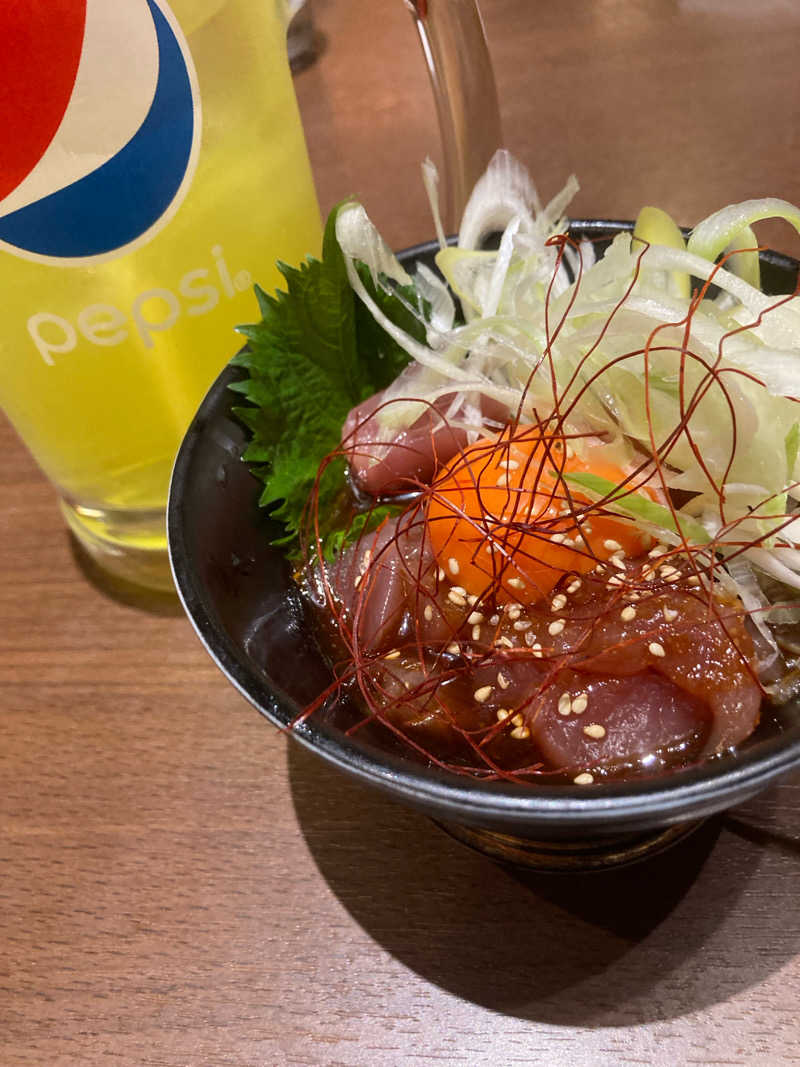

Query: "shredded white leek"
(335, 151), (800, 624)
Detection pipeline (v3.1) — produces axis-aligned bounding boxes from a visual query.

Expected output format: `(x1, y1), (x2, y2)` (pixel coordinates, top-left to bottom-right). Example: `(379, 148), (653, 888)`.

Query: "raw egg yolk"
(426, 428), (654, 604)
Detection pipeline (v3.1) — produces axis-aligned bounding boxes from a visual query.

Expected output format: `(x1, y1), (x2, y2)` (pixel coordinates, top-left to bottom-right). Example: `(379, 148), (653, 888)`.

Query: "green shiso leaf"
(231, 203), (428, 555)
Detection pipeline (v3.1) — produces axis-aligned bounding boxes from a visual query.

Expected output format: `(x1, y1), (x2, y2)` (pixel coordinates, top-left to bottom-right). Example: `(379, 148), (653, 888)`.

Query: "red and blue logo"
(0, 0), (200, 264)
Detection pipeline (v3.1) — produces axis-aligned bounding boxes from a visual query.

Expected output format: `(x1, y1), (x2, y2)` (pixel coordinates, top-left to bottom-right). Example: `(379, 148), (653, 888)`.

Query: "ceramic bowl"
(167, 225), (800, 869)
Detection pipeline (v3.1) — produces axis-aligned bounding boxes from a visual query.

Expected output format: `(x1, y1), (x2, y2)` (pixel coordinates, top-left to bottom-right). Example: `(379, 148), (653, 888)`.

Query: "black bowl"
(168, 224), (800, 868)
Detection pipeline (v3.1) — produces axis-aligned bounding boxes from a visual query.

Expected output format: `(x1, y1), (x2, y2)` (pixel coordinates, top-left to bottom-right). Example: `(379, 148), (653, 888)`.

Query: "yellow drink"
(0, 0), (321, 588)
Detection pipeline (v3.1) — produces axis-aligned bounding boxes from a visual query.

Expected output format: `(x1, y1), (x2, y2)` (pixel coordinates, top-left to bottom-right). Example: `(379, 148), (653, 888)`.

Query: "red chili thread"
(288, 233), (794, 783)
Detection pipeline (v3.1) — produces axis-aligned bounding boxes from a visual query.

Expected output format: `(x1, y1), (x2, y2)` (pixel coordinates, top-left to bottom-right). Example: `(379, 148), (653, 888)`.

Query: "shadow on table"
(68, 534), (183, 617)
(288, 743), (800, 1026)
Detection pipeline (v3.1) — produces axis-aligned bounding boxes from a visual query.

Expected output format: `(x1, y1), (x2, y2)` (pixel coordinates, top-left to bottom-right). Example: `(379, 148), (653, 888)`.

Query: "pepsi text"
(28, 244), (251, 365)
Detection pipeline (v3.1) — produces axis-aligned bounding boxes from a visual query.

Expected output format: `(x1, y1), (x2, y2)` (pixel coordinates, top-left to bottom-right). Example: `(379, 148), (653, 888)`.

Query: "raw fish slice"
(532, 672), (709, 774)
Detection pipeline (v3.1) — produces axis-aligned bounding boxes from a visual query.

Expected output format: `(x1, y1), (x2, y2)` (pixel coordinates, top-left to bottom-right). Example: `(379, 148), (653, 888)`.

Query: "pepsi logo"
(0, 0), (200, 264)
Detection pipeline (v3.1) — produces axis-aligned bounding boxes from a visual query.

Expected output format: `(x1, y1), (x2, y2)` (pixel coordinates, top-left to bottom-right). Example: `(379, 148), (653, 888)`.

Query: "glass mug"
(0, 0), (500, 591)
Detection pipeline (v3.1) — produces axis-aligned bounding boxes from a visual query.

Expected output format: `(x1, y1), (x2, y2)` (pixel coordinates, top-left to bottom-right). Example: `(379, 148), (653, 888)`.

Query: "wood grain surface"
(3, 1), (800, 1063)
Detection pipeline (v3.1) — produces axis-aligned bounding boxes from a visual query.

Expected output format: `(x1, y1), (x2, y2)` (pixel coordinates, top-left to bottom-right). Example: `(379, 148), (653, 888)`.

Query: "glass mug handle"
(406, 0), (504, 233)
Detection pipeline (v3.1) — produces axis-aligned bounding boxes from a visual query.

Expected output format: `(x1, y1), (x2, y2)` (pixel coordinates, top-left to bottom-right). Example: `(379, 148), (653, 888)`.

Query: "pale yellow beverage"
(0, 0), (321, 588)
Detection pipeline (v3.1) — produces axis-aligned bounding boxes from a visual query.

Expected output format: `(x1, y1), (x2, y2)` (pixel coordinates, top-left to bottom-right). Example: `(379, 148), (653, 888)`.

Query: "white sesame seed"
(497, 671), (510, 690)
(467, 611), (484, 625)
(513, 620), (532, 631)
(551, 594), (567, 611)
(467, 594), (478, 606)
(551, 532), (566, 544)
(567, 579), (582, 594)
(446, 642), (460, 655)
(649, 641), (666, 657)
(450, 585), (467, 597)
(511, 726), (530, 740)
(549, 619), (565, 636)
(474, 685), (494, 703)
(530, 642), (543, 658)
(607, 575), (625, 587)
(583, 723), (606, 739)
(496, 636), (515, 649)
(562, 538), (576, 548)
(584, 524), (593, 535)
(437, 568), (446, 582)
(688, 575), (701, 587)
(384, 650), (401, 660)
(558, 692), (572, 716)
(511, 713), (524, 727)
(603, 539), (622, 552)
(571, 693), (588, 715)
(488, 614), (500, 627)
(609, 555), (627, 571)
(659, 565), (679, 579)
(424, 604), (434, 621)
(496, 708), (510, 721)
(664, 572), (681, 583)
(447, 590), (467, 607)
(574, 772), (595, 785)
(354, 573), (362, 588)
(642, 565), (655, 581)
(507, 577), (525, 589)
(361, 549), (372, 571)
(507, 605), (522, 620)
(620, 605), (637, 622)
(448, 557), (460, 576)
(662, 606), (679, 623)
(649, 544), (668, 558)
(472, 625), (481, 641)
(501, 459), (520, 470)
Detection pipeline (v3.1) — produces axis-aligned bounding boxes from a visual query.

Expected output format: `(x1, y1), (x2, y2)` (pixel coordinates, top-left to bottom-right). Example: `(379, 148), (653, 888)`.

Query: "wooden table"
(4, 1), (800, 1062)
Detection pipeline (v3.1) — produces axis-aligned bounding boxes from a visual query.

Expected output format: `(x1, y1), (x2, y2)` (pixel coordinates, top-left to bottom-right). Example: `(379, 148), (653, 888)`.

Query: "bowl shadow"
(288, 741), (800, 1025)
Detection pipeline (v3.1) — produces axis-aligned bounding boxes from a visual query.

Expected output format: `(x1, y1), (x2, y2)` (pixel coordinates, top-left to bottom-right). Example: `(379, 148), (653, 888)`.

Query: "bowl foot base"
(434, 818), (706, 871)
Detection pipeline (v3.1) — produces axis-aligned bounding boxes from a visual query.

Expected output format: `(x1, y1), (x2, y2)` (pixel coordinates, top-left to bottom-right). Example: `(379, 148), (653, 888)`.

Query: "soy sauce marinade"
(304, 430), (762, 786)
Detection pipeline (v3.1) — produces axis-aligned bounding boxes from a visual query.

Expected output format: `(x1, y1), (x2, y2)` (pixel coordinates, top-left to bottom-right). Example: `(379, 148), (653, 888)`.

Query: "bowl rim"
(168, 222), (800, 832)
